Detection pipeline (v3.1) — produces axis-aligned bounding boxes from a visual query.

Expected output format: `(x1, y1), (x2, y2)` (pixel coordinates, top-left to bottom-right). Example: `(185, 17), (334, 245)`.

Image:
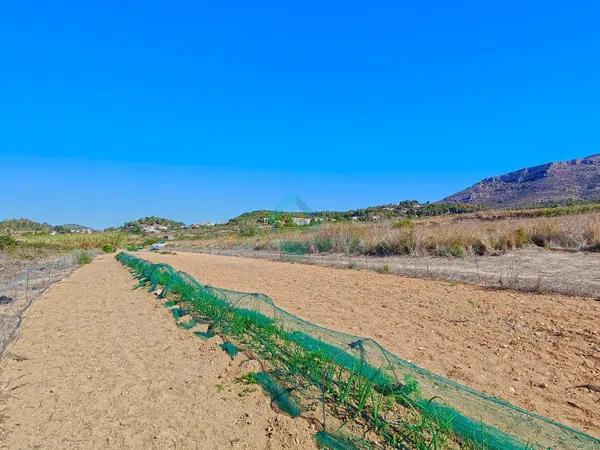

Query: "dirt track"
(141, 250), (600, 437)
(0, 255), (315, 449)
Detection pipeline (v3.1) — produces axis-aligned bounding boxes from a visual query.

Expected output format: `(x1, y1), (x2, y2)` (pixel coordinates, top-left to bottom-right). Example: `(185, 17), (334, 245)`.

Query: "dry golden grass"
(178, 212), (600, 257)
(16, 232), (128, 250)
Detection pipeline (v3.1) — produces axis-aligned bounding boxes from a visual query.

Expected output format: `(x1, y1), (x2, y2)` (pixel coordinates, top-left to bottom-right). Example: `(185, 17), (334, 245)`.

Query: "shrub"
(280, 241), (310, 255)
(434, 242), (465, 258)
(102, 244), (116, 253)
(348, 237), (362, 253)
(77, 252), (92, 265)
(0, 235), (17, 250)
(392, 218), (414, 229)
(514, 227), (529, 247)
(313, 236), (333, 253)
(238, 220), (259, 237)
(470, 240), (488, 256)
(366, 229), (417, 256)
(142, 237), (162, 246)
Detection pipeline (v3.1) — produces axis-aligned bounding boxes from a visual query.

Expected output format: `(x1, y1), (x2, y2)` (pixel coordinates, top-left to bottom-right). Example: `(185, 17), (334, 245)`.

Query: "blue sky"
(2, 1), (600, 228)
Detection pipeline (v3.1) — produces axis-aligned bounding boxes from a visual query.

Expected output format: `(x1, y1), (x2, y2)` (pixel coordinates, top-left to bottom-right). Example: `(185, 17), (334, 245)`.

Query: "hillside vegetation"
(0, 218), (54, 233)
(174, 204), (600, 258)
(228, 201), (480, 224)
(0, 218), (95, 234)
(120, 216), (185, 233)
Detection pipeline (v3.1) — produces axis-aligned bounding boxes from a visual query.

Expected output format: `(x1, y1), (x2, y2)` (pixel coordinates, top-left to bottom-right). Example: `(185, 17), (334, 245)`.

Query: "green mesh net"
(116, 252), (599, 450)
(255, 371), (302, 418)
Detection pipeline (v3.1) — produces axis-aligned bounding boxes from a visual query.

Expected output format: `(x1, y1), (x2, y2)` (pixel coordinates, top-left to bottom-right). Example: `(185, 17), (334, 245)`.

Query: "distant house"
(70, 228), (93, 234)
(141, 224), (170, 234)
(292, 217), (311, 226)
(351, 216), (360, 221)
(141, 225), (160, 234)
(191, 222), (216, 228)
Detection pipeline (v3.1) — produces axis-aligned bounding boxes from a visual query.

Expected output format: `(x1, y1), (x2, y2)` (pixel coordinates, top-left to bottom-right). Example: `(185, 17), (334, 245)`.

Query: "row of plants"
(116, 252), (532, 449)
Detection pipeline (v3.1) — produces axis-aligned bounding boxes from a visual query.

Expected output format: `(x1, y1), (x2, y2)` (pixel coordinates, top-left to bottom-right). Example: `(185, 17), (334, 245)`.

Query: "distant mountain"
(0, 218), (53, 233)
(442, 154), (600, 208)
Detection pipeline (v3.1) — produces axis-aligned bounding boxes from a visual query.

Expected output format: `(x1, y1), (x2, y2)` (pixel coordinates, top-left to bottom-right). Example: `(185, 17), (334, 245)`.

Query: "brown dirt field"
(140, 250), (600, 437)
(0, 254), (316, 449)
(174, 245), (600, 299)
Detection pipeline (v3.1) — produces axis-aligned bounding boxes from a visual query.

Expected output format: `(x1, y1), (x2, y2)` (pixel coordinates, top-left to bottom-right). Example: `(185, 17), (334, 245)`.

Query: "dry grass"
(0, 233), (132, 260)
(177, 212), (600, 257)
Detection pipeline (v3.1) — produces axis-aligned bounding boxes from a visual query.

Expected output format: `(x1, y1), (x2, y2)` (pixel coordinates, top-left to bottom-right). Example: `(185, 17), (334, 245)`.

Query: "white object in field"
(150, 242), (167, 250)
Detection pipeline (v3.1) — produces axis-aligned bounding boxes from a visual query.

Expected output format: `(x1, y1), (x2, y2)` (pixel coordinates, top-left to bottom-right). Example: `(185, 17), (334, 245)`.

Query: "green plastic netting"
(116, 252), (599, 450)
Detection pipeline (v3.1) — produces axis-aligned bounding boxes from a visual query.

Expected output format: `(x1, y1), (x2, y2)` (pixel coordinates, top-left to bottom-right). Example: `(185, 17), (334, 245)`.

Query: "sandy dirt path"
(0, 254), (316, 449)
(140, 250), (600, 437)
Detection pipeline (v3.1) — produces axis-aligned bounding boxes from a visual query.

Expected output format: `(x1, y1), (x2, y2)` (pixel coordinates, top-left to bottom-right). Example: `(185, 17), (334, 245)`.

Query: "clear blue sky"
(2, 1), (600, 228)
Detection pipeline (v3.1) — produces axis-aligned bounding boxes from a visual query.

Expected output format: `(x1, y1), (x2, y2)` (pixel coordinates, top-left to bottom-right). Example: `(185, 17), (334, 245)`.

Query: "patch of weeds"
(280, 240), (310, 255)
(0, 235), (17, 250)
(348, 237), (362, 253)
(393, 218), (414, 229)
(236, 372), (259, 385)
(238, 386), (257, 398)
(434, 242), (465, 258)
(313, 236), (333, 253)
(514, 227), (529, 247)
(471, 240), (488, 256)
(102, 244), (116, 253)
(77, 251), (92, 265)
(238, 220), (259, 237)
(142, 237), (161, 246)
